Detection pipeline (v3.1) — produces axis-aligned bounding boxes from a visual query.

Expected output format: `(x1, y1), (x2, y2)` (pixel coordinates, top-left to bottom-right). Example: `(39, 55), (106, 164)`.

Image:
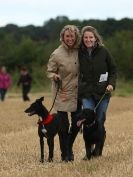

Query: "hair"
(20, 67), (28, 72)
(1, 66), (7, 72)
(60, 25), (81, 47)
(81, 26), (103, 46)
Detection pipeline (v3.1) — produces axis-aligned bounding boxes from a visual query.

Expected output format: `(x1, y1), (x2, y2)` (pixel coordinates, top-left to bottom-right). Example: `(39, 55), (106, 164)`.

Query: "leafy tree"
(0, 16), (133, 91)
(105, 30), (133, 79)
(0, 34), (17, 70)
(15, 37), (37, 69)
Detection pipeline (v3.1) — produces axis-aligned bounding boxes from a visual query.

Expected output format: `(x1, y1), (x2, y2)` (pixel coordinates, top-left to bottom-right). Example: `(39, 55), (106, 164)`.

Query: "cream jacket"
(47, 43), (79, 112)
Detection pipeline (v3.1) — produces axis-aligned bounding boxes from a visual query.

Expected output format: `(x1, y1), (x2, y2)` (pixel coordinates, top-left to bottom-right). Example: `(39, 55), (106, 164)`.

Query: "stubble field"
(0, 93), (133, 177)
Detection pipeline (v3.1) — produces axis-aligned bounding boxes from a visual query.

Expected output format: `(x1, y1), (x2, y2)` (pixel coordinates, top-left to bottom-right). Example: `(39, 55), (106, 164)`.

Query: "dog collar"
(39, 114), (53, 125)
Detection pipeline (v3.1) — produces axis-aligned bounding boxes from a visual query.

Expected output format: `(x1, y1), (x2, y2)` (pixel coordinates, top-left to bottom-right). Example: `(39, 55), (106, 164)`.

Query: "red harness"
(38, 114), (53, 125)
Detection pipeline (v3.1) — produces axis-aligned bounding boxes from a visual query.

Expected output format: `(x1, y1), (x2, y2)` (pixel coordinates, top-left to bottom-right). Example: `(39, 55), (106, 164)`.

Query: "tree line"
(0, 16), (133, 89)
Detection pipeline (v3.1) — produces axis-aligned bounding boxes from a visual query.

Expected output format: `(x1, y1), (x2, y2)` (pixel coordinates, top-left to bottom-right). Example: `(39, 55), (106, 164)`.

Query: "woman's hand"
(106, 85), (113, 92)
(53, 74), (61, 81)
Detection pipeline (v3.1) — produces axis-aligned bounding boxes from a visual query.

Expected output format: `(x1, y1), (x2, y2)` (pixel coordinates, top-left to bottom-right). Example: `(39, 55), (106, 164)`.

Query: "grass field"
(0, 93), (133, 177)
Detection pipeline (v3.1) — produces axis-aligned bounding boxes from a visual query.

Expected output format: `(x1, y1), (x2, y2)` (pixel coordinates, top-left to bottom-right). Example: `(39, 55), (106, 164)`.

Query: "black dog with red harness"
(25, 97), (64, 163)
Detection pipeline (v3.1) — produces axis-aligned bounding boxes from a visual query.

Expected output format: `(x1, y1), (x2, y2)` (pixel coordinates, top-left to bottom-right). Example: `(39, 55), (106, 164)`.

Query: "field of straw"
(0, 93), (133, 177)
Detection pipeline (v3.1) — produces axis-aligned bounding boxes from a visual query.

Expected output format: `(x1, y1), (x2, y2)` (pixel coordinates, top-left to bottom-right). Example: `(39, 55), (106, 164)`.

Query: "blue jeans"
(82, 95), (110, 126)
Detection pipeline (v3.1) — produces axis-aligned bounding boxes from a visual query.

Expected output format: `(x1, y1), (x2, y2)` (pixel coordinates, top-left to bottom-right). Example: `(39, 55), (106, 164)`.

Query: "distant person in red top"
(0, 66), (12, 101)
(17, 67), (32, 101)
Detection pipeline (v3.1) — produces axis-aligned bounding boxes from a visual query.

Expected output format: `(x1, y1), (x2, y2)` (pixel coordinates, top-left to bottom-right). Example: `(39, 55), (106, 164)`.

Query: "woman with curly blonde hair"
(47, 25), (81, 161)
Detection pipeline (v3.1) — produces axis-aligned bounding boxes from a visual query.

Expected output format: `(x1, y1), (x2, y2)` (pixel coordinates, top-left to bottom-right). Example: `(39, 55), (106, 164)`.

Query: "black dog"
(77, 108), (106, 160)
(25, 97), (65, 163)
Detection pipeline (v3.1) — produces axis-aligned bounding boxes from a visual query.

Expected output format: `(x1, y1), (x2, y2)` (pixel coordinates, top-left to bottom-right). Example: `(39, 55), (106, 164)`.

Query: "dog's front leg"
(93, 142), (102, 156)
(93, 129), (106, 157)
(40, 136), (44, 163)
(83, 140), (92, 160)
(99, 131), (106, 156)
(47, 137), (54, 162)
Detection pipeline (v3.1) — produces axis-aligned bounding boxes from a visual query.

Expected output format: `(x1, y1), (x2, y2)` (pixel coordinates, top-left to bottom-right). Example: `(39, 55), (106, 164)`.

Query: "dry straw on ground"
(0, 94), (133, 177)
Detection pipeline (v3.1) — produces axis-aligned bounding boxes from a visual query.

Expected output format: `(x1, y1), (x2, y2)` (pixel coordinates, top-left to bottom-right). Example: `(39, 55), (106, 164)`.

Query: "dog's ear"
(36, 97), (44, 103)
(39, 97), (44, 102)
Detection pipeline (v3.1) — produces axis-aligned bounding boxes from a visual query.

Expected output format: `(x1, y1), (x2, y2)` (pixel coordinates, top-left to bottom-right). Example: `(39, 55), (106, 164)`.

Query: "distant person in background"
(0, 66), (12, 101)
(17, 67), (32, 101)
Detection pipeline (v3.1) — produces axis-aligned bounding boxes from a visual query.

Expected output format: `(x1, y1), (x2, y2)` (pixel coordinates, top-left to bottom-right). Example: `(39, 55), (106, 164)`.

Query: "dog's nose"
(24, 110), (28, 113)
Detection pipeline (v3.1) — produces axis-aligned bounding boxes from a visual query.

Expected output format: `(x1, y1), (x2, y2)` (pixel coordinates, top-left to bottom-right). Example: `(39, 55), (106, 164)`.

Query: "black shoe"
(61, 156), (68, 162)
(68, 153), (74, 161)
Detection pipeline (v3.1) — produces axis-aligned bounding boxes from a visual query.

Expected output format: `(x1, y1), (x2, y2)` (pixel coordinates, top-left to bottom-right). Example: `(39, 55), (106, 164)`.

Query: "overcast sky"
(0, 0), (133, 26)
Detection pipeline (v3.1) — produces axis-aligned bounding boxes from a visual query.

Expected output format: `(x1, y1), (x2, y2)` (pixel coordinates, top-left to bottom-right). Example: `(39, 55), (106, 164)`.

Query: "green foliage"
(15, 37), (37, 69)
(31, 64), (50, 92)
(105, 30), (133, 79)
(0, 34), (17, 69)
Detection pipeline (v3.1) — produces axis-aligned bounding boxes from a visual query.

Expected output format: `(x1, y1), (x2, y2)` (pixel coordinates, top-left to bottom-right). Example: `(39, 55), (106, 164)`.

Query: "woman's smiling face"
(83, 31), (96, 48)
(63, 29), (76, 48)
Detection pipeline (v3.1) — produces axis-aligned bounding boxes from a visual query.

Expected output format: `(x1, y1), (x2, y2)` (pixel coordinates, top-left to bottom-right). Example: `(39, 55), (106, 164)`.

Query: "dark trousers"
(67, 101), (82, 157)
(67, 112), (80, 155)
(0, 88), (7, 101)
(22, 85), (31, 101)
(58, 101), (82, 160)
(57, 111), (69, 160)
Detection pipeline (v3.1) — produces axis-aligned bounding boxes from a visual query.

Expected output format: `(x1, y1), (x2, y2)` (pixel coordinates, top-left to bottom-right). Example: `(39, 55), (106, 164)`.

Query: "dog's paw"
(40, 158), (44, 163)
(82, 155), (91, 160)
(61, 156), (69, 162)
(47, 158), (53, 162)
